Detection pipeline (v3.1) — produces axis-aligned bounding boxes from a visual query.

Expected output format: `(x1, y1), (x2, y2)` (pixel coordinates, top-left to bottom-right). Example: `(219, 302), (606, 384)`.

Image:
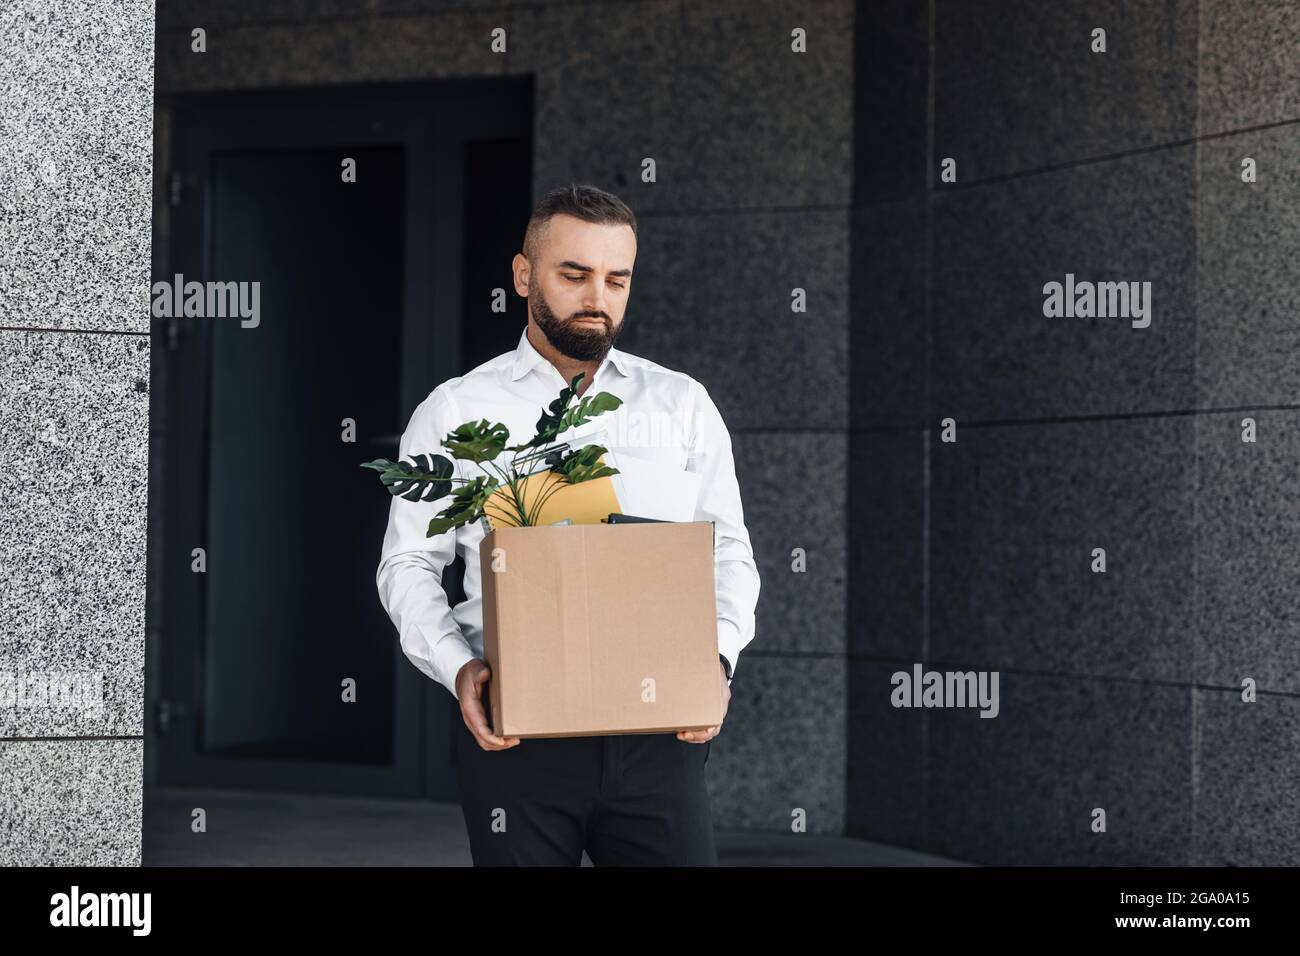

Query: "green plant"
(361, 373), (623, 536)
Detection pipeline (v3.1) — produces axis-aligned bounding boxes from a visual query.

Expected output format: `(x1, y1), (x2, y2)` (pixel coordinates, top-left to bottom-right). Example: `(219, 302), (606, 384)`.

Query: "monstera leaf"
(363, 369), (625, 527)
(512, 373), (623, 450)
(543, 444), (620, 485)
(509, 374), (581, 450)
(360, 454), (455, 502)
(442, 419), (510, 463)
(426, 475), (499, 537)
(562, 390), (622, 435)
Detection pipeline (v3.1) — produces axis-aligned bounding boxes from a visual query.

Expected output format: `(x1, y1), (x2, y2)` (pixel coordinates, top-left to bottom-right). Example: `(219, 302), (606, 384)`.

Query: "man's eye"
(564, 275), (584, 282)
(609, 282), (625, 290)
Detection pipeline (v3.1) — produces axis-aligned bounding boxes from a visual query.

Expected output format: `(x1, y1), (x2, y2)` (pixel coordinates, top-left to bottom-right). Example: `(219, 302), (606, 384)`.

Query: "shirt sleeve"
(687, 380), (760, 685)
(374, 385), (479, 701)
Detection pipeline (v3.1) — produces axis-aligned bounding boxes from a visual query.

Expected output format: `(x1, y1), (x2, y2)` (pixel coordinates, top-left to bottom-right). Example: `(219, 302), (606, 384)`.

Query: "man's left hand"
(677, 660), (731, 743)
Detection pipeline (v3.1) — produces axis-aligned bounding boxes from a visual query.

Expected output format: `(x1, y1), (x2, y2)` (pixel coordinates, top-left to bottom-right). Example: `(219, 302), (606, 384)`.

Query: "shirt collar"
(509, 326), (631, 384)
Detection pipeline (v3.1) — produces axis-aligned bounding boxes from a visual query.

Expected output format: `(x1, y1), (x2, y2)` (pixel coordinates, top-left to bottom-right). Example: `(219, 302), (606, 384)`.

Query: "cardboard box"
(478, 521), (723, 738)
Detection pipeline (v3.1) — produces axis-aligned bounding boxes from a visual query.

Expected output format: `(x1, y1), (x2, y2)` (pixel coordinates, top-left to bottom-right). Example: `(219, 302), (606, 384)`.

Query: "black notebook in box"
(604, 512), (669, 524)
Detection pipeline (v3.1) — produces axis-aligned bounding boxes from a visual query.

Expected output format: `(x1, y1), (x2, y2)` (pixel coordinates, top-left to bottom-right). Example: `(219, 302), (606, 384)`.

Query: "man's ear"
(511, 253), (530, 297)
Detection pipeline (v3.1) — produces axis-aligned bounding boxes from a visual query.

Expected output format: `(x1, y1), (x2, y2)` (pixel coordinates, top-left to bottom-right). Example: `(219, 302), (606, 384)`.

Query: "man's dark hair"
(522, 183), (638, 263)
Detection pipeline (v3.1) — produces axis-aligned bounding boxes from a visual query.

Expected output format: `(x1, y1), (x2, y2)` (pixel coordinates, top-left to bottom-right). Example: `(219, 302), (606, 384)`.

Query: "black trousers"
(450, 703), (717, 866)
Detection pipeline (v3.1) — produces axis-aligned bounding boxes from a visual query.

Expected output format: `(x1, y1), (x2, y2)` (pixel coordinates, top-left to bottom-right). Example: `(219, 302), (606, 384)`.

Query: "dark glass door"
(152, 79), (531, 799)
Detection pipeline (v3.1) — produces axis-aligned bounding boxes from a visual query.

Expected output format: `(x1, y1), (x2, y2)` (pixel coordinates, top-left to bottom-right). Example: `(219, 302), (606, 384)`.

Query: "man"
(375, 183), (760, 865)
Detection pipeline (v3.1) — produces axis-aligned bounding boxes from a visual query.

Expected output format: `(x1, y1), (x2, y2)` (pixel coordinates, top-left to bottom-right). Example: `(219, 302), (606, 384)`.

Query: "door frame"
(150, 77), (532, 799)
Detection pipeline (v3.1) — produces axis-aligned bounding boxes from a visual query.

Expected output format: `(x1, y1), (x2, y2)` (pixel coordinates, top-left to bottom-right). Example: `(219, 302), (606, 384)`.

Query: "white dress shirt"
(376, 327), (760, 701)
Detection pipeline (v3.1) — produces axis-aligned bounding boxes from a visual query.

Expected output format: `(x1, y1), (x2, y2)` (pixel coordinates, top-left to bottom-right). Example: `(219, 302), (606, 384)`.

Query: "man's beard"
(529, 276), (625, 361)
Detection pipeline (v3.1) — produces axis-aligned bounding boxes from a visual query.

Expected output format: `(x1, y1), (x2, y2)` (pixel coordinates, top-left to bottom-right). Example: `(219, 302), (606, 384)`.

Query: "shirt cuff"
(717, 618), (742, 685)
(438, 639), (480, 701)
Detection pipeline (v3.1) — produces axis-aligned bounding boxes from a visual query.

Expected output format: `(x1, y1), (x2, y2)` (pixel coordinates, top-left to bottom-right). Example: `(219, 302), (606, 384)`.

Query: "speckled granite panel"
(935, 0), (1197, 179)
(0, 331), (149, 738)
(847, 429), (924, 662)
(1200, 0), (1300, 133)
(931, 145), (1197, 422)
(668, 0), (854, 210)
(0, 738), (142, 865)
(1197, 124), (1300, 409)
(930, 416), (1196, 684)
(620, 209), (849, 431)
(846, 660), (927, 848)
(1195, 410), (1300, 695)
(705, 654), (845, 836)
(0, 0), (155, 332)
(928, 673), (1191, 865)
(732, 432), (846, 659)
(1194, 685), (1300, 865)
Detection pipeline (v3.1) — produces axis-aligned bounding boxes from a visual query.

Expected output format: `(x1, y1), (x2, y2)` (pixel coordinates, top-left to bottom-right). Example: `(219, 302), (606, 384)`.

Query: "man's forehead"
(546, 216), (634, 251)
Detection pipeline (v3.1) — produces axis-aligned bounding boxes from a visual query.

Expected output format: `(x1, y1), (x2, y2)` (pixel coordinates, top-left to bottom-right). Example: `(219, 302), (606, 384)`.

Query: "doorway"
(149, 78), (531, 799)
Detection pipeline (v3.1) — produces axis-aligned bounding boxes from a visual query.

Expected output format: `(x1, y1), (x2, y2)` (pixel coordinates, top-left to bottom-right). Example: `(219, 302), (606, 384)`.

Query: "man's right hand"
(456, 659), (521, 751)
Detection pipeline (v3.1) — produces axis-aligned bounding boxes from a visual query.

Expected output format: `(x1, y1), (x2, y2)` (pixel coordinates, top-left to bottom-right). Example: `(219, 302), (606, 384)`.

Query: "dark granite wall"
(849, 0), (1300, 865)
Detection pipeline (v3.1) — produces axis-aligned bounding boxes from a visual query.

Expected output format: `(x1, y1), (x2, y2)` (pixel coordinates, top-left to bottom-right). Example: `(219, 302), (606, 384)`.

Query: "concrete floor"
(144, 786), (970, 866)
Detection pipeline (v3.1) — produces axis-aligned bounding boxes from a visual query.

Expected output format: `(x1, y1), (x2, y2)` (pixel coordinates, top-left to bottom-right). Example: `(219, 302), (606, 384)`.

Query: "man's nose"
(582, 285), (609, 317)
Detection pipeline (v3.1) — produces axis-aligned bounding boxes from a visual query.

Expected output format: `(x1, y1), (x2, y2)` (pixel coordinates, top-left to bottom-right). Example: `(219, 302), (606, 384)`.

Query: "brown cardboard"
(478, 521), (723, 738)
